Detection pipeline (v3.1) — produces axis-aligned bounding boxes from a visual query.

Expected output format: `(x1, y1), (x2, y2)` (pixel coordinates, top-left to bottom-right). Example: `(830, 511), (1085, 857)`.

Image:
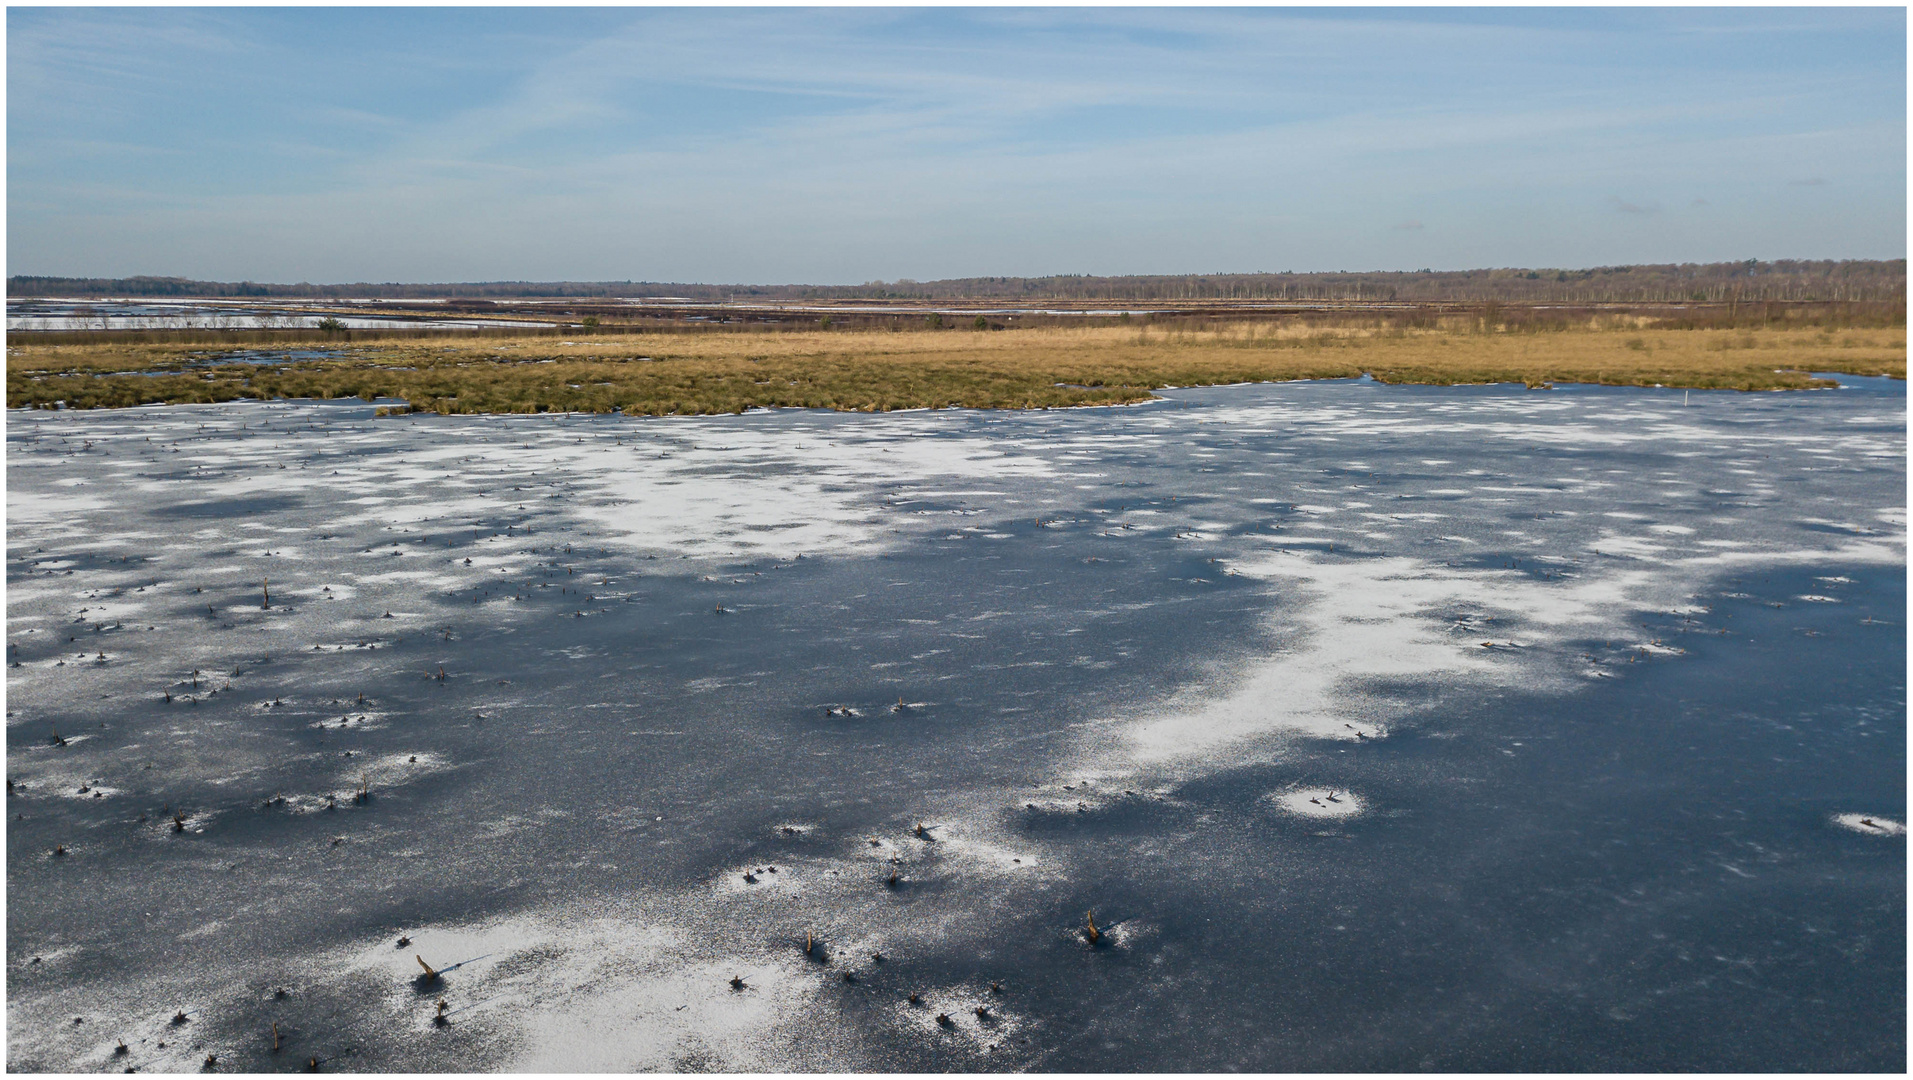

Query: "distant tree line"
(10, 259), (1904, 304)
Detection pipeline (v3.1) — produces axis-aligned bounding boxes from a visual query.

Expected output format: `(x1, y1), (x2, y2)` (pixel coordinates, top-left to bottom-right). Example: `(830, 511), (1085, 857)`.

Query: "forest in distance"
(11, 257), (1906, 304)
(9, 6), (1904, 1071)
(11, 262), (1904, 415)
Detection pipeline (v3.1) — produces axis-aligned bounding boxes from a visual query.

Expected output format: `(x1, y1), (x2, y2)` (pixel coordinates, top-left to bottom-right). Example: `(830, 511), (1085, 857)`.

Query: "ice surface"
(7, 377), (1904, 1071)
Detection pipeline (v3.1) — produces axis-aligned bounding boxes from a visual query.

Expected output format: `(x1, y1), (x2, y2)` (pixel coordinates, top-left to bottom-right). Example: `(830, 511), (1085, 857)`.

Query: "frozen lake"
(6, 298), (557, 332)
(7, 377), (1904, 1071)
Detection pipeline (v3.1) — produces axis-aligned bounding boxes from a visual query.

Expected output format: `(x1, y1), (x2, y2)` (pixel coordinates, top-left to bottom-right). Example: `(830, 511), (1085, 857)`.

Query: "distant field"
(7, 318), (1905, 414)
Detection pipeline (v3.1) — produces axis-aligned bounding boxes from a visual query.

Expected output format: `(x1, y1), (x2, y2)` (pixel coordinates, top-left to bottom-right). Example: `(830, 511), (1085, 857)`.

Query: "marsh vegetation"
(8, 308), (1904, 414)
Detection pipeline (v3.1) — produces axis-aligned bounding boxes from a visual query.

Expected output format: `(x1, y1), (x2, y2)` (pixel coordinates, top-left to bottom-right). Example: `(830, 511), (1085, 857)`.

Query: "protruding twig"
(1084, 911), (1102, 945)
(416, 955), (439, 981)
(272, 1022), (281, 1053)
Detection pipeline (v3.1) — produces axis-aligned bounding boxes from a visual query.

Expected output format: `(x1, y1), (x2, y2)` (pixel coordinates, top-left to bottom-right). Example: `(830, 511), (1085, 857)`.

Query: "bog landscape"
(5, 264), (1906, 1071)
(7, 6), (1907, 1073)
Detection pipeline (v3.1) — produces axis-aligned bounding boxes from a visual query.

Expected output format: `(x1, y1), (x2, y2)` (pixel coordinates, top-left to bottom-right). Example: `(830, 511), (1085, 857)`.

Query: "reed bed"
(8, 319), (1903, 414)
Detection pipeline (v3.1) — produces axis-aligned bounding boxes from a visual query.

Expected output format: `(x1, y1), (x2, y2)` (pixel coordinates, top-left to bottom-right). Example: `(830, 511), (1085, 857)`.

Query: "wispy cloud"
(8, 7), (1904, 280)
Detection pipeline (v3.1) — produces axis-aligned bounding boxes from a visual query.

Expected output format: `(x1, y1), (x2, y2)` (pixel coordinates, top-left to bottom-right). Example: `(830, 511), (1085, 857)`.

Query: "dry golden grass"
(8, 320), (1903, 414)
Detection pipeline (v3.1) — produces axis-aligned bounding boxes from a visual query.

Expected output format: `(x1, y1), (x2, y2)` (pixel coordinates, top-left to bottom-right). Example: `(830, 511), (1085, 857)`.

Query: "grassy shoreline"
(8, 320), (1903, 415)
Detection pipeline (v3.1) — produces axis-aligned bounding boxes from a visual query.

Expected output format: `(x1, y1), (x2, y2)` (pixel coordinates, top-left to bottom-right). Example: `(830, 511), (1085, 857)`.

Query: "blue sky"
(7, 7), (1905, 284)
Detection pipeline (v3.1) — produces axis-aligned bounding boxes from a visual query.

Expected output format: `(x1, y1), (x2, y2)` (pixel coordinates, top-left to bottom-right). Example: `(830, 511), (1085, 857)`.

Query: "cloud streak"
(8, 7), (1905, 281)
